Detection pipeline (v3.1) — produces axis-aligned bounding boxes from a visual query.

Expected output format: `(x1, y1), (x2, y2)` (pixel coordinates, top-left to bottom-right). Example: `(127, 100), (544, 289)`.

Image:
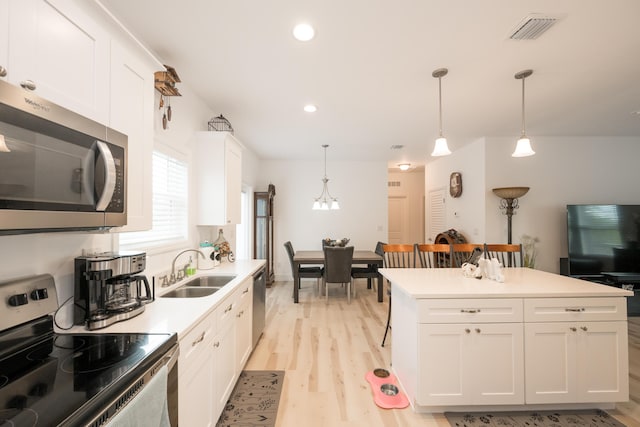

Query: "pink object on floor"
(365, 369), (409, 409)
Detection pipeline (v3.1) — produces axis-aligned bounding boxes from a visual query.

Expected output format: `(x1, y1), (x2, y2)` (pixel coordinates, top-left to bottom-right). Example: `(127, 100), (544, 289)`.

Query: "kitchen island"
(379, 267), (632, 413)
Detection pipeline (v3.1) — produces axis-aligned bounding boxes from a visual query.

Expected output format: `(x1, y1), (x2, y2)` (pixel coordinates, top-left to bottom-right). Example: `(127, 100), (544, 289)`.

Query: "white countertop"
(58, 259), (265, 337)
(379, 267), (634, 299)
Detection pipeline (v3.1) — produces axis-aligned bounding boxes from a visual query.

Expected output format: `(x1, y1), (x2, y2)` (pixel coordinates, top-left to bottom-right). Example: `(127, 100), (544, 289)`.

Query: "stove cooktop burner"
(0, 332), (174, 427)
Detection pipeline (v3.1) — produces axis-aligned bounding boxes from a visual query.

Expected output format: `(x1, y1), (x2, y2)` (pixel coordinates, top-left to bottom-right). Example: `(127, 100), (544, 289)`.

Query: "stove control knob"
(8, 293), (28, 307)
(30, 288), (49, 300)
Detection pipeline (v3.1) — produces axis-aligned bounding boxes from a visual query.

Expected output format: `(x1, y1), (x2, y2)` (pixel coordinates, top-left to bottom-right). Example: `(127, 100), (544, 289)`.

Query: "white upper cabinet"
(7, 0), (109, 123)
(194, 131), (243, 225)
(109, 40), (154, 232)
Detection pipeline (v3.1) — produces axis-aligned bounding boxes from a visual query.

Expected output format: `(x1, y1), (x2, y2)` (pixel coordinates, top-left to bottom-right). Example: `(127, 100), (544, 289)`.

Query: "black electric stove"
(0, 275), (177, 427)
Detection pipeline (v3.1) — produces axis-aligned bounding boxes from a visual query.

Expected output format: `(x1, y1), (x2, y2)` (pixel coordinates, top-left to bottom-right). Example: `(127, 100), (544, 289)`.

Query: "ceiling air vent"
(509, 14), (561, 40)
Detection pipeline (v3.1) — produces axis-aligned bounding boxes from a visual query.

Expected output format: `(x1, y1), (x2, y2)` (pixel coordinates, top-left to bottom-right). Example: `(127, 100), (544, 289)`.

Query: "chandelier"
(312, 144), (340, 210)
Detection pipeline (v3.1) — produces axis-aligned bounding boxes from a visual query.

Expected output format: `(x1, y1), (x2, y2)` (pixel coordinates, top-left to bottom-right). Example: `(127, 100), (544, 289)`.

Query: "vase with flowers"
(521, 234), (540, 268)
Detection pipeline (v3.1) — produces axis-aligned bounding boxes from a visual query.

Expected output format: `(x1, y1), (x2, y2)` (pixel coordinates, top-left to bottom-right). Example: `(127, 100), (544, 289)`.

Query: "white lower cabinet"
(525, 321), (628, 404)
(178, 277), (257, 425)
(235, 279), (253, 371)
(213, 306), (236, 420)
(418, 322), (524, 406)
(178, 313), (215, 427)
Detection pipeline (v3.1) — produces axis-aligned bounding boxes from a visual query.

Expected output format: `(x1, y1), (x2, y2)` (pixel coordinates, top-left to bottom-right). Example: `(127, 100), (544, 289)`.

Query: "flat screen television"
(567, 204), (640, 277)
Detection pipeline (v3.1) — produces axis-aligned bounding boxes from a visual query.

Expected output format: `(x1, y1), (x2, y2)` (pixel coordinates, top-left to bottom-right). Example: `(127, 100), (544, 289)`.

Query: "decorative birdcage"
(208, 115), (234, 134)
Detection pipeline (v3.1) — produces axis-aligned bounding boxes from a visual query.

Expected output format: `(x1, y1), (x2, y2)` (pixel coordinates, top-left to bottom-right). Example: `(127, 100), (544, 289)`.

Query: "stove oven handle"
(162, 343), (180, 372)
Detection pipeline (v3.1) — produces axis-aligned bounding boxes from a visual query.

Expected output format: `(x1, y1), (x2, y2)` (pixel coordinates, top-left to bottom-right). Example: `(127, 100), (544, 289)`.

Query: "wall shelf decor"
(154, 65), (182, 129)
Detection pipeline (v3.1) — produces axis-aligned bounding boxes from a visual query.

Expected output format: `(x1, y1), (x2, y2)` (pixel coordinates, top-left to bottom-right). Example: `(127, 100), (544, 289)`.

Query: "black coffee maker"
(74, 251), (153, 330)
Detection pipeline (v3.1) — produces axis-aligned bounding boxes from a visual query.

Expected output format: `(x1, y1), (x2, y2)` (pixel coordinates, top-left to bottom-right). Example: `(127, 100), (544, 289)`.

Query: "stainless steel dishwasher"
(252, 266), (266, 347)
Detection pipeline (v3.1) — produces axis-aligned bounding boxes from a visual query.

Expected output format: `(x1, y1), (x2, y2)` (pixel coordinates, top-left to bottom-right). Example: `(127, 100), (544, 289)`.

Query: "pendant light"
(431, 68), (452, 157)
(512, 69), (536, 157)
(312, 144), (340, 210)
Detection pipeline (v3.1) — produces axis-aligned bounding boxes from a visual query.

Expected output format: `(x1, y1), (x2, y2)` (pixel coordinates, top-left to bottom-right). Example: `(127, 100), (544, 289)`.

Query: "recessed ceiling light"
(293, 23), (315, 41)
(304, 104), (317, 113)
(398, 163), (411, 171)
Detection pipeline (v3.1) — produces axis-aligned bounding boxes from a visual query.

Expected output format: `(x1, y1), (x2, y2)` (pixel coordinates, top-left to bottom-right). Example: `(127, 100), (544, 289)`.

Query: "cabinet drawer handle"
(460, 309), (480, 313)
(243, 288), (249, 294)
(213, 341), (220, 348)
(20, 80), (36, 91)
(236, 310), (244, 318)
(565, 307), (585, 312)
(225, 304), (233, 313)
(191, 331), (205, 346)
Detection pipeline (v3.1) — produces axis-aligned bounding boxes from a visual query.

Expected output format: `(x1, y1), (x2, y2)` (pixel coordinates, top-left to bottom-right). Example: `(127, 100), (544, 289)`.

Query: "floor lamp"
(492, 187), (530, 244)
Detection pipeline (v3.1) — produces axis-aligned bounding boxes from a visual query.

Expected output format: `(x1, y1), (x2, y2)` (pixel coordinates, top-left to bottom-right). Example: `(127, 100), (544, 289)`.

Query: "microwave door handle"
(95, 141), (117, 211)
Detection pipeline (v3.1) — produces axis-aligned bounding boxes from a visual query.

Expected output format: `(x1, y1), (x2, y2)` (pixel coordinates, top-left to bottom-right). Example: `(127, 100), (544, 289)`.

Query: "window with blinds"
(119, 151), (188, 248)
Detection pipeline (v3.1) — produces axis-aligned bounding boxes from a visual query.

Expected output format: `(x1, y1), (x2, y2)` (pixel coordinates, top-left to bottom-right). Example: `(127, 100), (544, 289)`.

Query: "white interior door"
(388, 196), (408, 243)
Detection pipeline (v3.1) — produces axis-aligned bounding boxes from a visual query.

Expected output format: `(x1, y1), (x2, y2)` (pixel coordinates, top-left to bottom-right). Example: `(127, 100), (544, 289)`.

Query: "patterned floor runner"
(216, 370), (285, 427)
(445, 409), (626, 427)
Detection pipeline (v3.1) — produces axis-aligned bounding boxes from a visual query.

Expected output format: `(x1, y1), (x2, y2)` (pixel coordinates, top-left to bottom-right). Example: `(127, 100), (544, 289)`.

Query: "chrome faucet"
(170, 249), (205, 284)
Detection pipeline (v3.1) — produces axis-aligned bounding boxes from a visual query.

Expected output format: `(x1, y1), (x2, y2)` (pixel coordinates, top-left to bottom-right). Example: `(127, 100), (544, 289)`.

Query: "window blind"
(119, 151), (188, 248)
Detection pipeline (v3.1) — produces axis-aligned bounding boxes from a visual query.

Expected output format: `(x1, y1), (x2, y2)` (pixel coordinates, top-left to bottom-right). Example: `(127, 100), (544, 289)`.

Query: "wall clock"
(449, 172), (462, 198)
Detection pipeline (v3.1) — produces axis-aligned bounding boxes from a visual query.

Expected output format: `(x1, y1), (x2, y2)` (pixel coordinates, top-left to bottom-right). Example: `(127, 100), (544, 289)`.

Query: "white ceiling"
(99, 0), (640, 168)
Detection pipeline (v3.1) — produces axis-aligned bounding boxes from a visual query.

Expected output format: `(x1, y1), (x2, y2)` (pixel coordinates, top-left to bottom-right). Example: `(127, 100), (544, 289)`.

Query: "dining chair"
(484, 243), (523, 268)
(351, 241), (386, 291)
(380, 244), (415, 347)
(323, 246), (355, 303)
(450, 243), (484, 268)
(415, 243), (452, 268)
(284, 241), (323, 296)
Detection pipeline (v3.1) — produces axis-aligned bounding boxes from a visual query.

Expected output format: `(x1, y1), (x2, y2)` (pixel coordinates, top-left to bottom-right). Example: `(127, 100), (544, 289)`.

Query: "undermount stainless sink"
(181, 275), (236, 288)
(161, 287), (220, 298)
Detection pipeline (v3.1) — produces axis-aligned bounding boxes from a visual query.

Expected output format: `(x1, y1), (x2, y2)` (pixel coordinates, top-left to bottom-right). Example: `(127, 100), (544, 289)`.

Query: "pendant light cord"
(438, 76), (443, 137)
(521, 77), (526, 137)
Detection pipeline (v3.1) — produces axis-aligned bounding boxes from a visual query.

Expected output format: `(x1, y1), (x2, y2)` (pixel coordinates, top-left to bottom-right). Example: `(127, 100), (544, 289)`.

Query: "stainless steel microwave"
(0, 79), (127, 234)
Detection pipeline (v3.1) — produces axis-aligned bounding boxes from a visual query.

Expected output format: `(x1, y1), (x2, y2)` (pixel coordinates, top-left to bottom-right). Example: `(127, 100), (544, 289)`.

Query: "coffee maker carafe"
(74, 251), (153, 330)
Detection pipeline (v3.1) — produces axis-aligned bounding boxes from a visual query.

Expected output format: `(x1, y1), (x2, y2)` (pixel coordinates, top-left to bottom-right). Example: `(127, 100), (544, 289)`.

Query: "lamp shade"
(512, 137), (535, 157)
(492, 187), (530, 199)
(431, 137), (452, 156)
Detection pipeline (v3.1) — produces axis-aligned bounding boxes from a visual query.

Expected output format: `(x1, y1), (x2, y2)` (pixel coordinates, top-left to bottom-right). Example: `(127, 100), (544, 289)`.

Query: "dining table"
(292, 250), (384, 303)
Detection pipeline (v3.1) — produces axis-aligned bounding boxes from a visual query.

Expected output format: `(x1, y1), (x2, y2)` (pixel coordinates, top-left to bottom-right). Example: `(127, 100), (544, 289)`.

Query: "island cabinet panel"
(417, 322), (524, 406)
(524, 320), (629, 404)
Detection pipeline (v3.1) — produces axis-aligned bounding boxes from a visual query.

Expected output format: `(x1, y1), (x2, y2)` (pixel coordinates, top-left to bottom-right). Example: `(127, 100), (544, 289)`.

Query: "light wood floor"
(245, 280), (640, 427)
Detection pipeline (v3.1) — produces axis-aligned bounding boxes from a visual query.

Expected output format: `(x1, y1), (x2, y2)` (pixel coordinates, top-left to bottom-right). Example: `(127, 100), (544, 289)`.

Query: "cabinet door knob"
(213, 341), (220, 348)
(20, 80), (36, 91)
(465, 328), (471, 334)
(570, 327), (577, 332)
(0, 66), (7, 77)
(580, 326), (588, 332)
(475, 328), (481, 333)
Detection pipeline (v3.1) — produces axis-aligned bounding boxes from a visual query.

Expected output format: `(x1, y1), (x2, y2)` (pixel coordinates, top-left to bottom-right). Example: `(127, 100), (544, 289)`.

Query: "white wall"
(426, 136), (640, 273)
(256, 159), (388, 281)
(425, 139), (487, 243)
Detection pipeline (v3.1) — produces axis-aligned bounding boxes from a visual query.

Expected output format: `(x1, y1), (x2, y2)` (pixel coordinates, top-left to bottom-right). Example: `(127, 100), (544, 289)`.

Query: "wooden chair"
(284, 241), (323, 296)
(351, 241), (386, 291)
(380, 244), (415, 347)
(450, 243), (484, 268)
(415, 243), (452, 268)
(323, 246), (355, 303)
(484, 243), (523, 268)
